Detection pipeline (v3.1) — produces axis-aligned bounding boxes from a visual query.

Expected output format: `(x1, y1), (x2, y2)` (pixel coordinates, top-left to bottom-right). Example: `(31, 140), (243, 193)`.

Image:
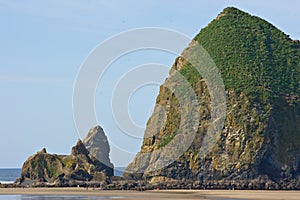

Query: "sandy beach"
(0, 188), (300, 200)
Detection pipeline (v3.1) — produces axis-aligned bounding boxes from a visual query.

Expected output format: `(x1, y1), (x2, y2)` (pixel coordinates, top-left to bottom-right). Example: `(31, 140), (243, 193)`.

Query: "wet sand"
(0, 188), (300, 200)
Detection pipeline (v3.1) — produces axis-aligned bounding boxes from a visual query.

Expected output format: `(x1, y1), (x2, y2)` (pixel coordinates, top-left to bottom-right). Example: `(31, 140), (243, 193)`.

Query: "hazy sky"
(0, 0), (300, 168)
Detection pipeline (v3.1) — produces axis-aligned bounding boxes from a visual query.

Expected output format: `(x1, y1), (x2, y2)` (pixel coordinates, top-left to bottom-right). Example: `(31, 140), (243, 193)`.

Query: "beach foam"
(0, 181), (14, 184)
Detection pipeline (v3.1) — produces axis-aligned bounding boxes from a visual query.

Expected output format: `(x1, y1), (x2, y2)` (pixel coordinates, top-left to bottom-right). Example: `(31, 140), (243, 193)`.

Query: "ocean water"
(114, 167), (126, 177)
(0, 169), (21, 183)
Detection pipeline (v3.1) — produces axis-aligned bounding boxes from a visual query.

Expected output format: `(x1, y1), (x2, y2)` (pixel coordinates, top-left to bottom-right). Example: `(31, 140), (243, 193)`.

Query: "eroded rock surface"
(125, 7), (300, 186)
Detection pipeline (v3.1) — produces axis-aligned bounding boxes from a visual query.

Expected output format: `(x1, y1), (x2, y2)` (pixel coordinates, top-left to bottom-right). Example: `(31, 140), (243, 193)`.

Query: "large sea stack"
(125, 7), (300, 188)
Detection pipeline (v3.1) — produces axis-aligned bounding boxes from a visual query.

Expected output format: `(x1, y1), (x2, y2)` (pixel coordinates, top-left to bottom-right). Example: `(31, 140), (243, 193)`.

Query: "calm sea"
(0, 168), (21, 183)
(0, 167), (125, 184)
(114, 167), (126, 177)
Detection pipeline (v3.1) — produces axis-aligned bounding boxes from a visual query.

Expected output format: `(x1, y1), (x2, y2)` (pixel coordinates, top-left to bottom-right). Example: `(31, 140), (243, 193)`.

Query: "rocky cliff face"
(125, 7), (300, 186)
(83, 125), (114, 169)
(17, 138), (113, 186)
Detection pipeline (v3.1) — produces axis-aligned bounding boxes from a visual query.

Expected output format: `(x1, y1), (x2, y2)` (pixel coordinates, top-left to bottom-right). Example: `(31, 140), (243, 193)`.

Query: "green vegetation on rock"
(194, 7), (300, 100)
(125, 7), (300, 185)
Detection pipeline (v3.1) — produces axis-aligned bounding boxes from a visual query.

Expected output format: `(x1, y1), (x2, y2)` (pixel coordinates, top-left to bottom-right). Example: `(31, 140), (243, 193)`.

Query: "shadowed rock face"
(125, 7), (300, 184)
(83, 125), (114, 169)
(17, 139), (113, 186)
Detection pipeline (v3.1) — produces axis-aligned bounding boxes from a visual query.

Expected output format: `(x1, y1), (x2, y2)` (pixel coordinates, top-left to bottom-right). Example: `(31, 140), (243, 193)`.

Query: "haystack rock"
(125, 7), (300, 189)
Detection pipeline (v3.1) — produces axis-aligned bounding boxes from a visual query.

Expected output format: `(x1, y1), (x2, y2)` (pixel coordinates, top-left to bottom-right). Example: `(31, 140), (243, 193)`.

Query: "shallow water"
(0, 195), (244, 200)
(0, 195), (122, 200)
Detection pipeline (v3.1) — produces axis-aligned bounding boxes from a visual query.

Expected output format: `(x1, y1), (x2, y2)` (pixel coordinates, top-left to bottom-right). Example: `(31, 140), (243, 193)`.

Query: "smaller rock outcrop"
(83, 125), (114, 169)
(16, 139), (113, 187)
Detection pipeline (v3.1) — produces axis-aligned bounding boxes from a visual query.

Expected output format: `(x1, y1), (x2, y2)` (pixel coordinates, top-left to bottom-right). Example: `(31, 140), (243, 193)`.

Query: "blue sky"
(0, 0), (299, 168)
